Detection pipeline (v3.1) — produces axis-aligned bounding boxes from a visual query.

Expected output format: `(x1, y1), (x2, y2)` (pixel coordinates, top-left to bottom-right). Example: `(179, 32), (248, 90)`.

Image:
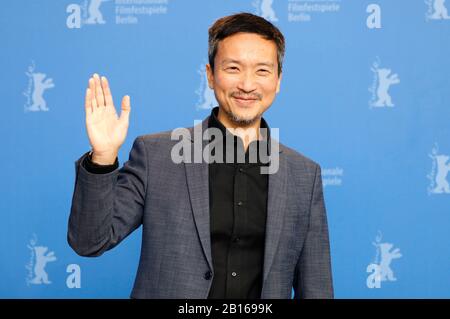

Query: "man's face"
(206, 32), (282, 127)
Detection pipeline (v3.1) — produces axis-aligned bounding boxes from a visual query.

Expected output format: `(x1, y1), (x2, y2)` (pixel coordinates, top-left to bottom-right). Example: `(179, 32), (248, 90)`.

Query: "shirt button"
(232, 237), (240, 243)
(231, 272), (237, 277)
(237, 201), (243, 206)
(204, 271), (212, 280)
(238, 167), (244, 173)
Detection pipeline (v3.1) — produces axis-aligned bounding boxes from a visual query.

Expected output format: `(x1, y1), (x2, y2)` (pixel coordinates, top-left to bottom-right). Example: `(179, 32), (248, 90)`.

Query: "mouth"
(233, 96), (258, 107)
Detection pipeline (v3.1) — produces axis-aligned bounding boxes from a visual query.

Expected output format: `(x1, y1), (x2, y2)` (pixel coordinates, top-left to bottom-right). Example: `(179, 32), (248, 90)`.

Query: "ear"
(206, 63), (214, 89)
(276, 72), (282, 94)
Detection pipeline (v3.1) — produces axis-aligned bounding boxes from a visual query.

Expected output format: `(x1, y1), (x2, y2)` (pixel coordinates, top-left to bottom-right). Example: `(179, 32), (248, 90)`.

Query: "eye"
(227, 66), (239, 71)
(257, 69), (270, 74)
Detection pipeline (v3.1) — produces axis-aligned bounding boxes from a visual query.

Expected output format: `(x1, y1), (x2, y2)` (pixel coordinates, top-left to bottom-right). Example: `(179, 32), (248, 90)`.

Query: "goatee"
(223, 108), (260, 127)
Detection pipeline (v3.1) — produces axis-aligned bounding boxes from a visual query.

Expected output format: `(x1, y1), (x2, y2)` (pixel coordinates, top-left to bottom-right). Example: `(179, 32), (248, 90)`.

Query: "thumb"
(119, 95), (131, 124)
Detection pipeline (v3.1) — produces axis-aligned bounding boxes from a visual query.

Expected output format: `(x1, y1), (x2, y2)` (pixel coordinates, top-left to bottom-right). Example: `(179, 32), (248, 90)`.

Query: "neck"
(217, 107), (262, 151)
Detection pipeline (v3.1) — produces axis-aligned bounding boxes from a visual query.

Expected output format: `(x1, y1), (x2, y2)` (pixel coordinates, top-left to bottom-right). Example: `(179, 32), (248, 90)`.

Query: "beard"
(223, 106), (261, 127)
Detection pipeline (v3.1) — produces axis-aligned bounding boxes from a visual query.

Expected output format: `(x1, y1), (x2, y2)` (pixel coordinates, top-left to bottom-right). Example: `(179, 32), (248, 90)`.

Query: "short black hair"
(208, 12), (285, 76)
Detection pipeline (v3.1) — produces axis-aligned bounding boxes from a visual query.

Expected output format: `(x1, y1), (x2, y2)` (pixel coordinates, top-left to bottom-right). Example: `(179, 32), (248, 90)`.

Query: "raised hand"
(85, 73), (131, 165)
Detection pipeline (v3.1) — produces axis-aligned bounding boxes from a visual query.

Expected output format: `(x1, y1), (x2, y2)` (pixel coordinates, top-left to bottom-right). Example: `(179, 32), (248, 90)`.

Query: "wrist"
(90, 150), (118, 165)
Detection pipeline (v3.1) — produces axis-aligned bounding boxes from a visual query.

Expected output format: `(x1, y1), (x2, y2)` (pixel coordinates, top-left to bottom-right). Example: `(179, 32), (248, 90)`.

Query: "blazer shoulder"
(136, 128), (181, 151)
(279, 142), (321, 172)
(138, 121), (202, 147)
(140, 129), (174, 143)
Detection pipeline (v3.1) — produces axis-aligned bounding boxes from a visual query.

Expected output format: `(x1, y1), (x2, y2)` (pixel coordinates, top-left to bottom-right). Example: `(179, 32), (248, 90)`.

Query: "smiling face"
(206, 32), (282, 129)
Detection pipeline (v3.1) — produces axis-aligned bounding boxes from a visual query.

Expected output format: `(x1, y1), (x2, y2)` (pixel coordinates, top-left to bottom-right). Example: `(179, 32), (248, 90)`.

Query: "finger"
(93, 73), (105, 107)
(119, 95), (131, 124)
(92, 93), (98, 109)
(101, 76), (114, 106)
(88, 77), (97, 108)
(85, 88), (92, 115)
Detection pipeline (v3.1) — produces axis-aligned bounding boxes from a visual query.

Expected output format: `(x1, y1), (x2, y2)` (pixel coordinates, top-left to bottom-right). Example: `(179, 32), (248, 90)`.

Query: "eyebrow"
(221, 59), (274, 68)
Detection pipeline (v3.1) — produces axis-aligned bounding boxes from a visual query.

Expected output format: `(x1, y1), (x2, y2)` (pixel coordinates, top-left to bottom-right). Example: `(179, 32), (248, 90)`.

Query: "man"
(68, 12), (333, 299)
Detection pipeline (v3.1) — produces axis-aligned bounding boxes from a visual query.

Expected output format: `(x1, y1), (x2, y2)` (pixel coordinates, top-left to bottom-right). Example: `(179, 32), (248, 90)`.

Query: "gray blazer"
(68, 116), (333, 299)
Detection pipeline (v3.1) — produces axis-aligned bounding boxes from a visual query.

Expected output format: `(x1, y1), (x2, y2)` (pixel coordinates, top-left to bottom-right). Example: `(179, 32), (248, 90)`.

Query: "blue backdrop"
(1, 0), (449, 298)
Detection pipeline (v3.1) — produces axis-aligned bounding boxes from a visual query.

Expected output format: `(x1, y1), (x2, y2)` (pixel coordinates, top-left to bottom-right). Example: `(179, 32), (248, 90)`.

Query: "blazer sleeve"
(67, 136), (147, 257)
(293, 164), (334, 298)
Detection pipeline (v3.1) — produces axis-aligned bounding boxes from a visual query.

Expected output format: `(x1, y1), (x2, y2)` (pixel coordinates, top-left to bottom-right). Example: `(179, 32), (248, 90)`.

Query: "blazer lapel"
(262, 147), (287, 285)
(184, 118), (213, 271)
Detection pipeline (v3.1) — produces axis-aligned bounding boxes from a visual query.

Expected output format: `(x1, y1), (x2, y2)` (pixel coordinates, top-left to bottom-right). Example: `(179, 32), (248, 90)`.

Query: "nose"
(236, 70), (257, 93)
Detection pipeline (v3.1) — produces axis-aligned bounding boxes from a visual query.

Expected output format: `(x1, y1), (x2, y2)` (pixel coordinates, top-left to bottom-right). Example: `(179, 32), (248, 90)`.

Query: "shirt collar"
(208, 106), (271, 140)
(207, 106), (272, 163)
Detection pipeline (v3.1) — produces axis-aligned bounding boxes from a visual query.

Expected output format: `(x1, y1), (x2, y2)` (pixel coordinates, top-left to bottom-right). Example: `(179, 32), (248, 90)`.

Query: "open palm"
(85, 74), (130, 163)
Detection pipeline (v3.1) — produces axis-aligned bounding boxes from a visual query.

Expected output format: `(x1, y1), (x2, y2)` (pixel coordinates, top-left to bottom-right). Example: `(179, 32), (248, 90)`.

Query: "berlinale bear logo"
(26, 234), (81, 288)
(426, 0), (450, 20)
(369, 58), (400, 108)
(428, 144), (450, 194)
(23, 61), (55, 113)
(66, 0), (110, 29)
(366, 232), (402, 288)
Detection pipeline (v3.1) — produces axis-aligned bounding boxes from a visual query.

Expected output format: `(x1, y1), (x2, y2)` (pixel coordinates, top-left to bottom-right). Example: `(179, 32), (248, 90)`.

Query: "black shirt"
(82, 106), (271, 299)
(206, 106), (270, 299)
